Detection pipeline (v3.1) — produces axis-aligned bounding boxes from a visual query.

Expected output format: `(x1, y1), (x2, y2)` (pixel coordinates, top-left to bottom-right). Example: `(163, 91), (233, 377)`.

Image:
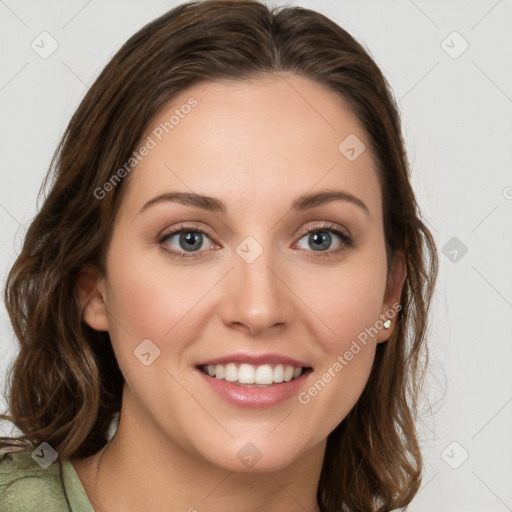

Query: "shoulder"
(0, 448), (70, 512)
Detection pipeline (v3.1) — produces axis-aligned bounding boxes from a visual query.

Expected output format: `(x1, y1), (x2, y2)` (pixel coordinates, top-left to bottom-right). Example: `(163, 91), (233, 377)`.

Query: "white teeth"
(224, 363), (238, 382)
(238, 363), (255, 383)
(215, 364), (224, 379)
(254, 364), (274, 385)
(283, 365), (295, 382)
(203, 363), (305, 384)
(273, 364), (284, 383)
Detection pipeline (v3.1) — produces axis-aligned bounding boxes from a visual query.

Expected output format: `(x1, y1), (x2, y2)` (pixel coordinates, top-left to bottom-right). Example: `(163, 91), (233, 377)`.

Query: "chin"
(191, 435), (315, 474)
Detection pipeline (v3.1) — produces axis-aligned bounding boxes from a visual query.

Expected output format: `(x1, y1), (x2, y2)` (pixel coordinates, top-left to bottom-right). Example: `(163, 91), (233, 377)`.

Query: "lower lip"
(196, 368), (311, 408)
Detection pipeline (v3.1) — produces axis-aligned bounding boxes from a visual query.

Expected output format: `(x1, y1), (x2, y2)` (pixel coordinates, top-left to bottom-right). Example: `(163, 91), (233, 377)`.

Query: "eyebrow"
(138, 189), (370, 217)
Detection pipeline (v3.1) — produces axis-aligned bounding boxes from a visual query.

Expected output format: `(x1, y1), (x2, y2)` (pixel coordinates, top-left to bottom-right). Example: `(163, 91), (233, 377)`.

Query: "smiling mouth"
(197, 363), (312, 387)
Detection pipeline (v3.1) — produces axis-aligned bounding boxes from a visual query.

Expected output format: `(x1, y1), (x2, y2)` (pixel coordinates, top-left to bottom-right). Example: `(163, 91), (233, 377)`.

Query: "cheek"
(103, 244), (194, 367)
(106, 264), (171, 335)
(292, 247), (386, 420)
(298, 271), (383, 429)
(104, 241), (225, 376)
(295, 254), (388, 355)
(299, 346), (375, 443)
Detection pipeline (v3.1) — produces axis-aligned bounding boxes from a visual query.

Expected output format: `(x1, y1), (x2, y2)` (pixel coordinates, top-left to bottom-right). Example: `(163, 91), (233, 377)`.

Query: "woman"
(0, 1), (438, 511)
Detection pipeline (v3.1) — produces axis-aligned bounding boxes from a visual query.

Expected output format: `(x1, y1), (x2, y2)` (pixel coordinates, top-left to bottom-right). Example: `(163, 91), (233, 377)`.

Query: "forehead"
(122, 73), (382, 221)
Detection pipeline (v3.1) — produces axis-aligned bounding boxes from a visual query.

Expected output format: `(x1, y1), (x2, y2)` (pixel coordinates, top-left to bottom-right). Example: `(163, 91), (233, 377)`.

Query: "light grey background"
(1, 1), (511, 510)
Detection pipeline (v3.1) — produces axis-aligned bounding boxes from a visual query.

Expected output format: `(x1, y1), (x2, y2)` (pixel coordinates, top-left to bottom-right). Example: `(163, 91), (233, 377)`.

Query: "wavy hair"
(1, 1), (438, 510)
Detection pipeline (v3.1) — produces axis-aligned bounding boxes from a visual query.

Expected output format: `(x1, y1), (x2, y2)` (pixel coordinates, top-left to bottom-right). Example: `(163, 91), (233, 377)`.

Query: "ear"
(376, 249), (407, 343)
(75, 265), (109, 332)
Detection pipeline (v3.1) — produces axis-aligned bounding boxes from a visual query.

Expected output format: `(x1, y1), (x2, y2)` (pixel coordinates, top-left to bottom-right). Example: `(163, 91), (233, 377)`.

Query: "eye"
(158, 225), (216, 258)
(157, 222), (354, 259)
(294, 223), (354, 255)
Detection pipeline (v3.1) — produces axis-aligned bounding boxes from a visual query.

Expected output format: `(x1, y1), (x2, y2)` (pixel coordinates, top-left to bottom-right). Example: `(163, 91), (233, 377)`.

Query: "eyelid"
(158, 222), (215, 241)
(296, 220), (351, 239)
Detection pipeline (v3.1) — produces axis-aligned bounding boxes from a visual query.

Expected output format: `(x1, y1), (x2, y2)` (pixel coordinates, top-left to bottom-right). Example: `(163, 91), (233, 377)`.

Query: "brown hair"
(1, 1), (438, 510)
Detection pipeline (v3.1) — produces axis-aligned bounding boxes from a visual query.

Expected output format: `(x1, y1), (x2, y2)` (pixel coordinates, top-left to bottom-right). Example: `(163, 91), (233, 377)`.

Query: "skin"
(72, 73), (406, 512)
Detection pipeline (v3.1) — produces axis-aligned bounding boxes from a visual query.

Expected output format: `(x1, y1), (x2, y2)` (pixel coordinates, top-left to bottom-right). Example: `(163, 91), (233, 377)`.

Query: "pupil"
(310, 231), (330, 251)
(181, 231), (202, 251)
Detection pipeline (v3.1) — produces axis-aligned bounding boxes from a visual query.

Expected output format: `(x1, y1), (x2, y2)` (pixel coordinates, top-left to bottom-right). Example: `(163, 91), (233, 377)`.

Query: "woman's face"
(81, 73), (406, 472)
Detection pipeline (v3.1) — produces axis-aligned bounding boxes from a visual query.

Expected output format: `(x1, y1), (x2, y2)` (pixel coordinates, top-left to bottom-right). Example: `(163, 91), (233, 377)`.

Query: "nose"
(218, 242), (293, 336)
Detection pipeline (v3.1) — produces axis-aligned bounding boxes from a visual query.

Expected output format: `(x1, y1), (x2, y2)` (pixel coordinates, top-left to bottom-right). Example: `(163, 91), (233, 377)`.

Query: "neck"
(72, 387), (325, 512)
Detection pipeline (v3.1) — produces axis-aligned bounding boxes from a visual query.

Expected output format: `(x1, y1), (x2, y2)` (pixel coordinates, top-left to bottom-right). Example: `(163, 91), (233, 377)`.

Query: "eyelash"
(157, 222), (354, 259)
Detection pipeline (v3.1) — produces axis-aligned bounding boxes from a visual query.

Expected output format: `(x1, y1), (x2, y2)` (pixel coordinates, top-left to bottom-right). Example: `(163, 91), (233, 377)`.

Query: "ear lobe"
(376, 250), (407, 343)
(76, 266), (109, 332)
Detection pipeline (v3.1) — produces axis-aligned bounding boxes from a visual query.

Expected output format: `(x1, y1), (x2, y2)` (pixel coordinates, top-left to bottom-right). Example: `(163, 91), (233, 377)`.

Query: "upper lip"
(196, 353), (311, 368)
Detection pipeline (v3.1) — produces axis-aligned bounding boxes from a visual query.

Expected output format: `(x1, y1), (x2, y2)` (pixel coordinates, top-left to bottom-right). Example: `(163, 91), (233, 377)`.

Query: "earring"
(383, 319), (392, 329)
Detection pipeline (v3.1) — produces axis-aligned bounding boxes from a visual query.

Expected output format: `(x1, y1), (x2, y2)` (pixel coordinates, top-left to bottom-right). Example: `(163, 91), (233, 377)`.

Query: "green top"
(0, 449), (95, 512)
